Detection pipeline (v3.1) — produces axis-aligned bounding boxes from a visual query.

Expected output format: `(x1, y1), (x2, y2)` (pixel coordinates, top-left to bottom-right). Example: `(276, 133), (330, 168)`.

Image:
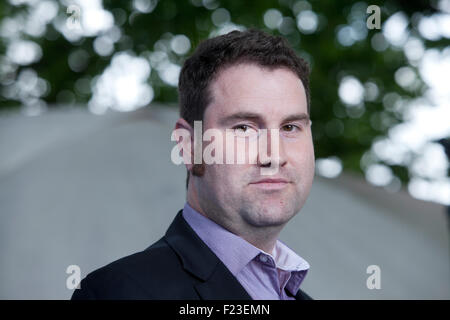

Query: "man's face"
(195, 63), (315, 232)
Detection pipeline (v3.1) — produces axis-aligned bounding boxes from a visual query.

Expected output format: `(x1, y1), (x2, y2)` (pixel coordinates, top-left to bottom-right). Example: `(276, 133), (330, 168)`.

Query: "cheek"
(290, 143), (315, 173)
(205, 164), (237, 186)
(208, 164), (250, 192)
(203, 165), (246, 205)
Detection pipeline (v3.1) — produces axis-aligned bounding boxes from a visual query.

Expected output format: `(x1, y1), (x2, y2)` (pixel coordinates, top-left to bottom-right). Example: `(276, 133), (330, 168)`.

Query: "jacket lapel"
(193, 262), (252, 300)
(295, 288), (313, 300)
(164, 210), (252, 300)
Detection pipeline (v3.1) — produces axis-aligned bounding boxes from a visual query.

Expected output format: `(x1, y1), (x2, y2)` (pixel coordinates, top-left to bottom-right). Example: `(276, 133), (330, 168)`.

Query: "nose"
(257, 129), (287, 175)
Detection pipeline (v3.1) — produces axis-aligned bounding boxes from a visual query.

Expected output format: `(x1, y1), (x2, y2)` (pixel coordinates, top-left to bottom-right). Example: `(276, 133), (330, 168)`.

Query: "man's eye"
(234, 125), (250, 132)
(232, 125), (258, 137)
(282, 124), (300, 132)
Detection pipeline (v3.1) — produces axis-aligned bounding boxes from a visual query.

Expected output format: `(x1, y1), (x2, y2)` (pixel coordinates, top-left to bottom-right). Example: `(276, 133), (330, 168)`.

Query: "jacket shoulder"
(71, 237), (192, 300)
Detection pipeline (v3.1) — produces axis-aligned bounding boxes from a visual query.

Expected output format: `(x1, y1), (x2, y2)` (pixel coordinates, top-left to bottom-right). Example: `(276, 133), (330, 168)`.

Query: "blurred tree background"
(0, 0), (449, 205)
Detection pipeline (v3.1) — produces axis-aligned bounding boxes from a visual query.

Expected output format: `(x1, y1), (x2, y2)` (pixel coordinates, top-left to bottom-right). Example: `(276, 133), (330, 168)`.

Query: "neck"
(187, 184), (281, 254)
(238, 229), (280, 254)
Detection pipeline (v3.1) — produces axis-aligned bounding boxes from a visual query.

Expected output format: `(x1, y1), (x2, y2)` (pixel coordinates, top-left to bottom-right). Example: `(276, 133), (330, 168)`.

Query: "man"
(72, 29), (315, 300)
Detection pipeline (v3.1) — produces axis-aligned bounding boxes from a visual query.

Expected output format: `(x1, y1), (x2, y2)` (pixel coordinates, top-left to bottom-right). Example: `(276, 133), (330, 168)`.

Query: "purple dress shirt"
(182, 202), (310, 300)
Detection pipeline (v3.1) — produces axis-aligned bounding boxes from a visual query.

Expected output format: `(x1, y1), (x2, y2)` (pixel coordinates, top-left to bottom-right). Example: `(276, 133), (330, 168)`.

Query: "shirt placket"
(277, 268), (294, 299)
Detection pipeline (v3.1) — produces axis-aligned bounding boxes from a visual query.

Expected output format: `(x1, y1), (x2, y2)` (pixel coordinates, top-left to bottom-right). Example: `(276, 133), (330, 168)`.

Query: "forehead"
(206, 63), (308, 121)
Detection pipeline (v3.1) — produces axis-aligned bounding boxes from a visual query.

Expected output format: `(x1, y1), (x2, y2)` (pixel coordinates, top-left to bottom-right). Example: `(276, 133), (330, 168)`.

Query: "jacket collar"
(164, 210), (311, 300)
(164, 210), (252, 300)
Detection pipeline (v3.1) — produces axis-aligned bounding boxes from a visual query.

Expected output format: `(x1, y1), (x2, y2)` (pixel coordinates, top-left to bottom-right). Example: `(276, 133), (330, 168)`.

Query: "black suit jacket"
(71, 210), (312, 300)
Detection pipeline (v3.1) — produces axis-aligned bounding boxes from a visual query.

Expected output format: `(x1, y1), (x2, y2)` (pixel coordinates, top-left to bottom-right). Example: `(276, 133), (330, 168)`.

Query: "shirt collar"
(182, 202), (260, 275)
(182, 202), (310, 277)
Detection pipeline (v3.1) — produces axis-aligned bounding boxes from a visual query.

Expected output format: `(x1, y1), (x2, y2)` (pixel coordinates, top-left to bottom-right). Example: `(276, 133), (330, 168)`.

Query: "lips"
(249, 178), (290, 191)
(250, 178), (289, 184)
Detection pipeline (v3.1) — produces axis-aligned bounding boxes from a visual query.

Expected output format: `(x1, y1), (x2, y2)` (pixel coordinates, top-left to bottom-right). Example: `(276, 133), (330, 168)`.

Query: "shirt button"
(259, 254), (268, 263)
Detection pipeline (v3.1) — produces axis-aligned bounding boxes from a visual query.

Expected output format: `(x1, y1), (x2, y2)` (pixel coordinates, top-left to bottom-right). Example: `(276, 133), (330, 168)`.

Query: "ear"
(173, 118), (194, 172)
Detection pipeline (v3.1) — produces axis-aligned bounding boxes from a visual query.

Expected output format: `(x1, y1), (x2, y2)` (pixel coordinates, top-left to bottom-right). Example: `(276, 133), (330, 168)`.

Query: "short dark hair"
(178, 28), (311, 189)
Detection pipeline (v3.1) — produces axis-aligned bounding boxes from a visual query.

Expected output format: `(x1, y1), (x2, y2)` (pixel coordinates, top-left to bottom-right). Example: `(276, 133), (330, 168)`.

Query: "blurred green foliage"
(0, 0), (446, 185)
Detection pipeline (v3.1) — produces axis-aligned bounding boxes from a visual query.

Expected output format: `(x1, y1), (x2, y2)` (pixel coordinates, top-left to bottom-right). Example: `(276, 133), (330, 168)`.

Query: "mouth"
(249, 178), (290, 190)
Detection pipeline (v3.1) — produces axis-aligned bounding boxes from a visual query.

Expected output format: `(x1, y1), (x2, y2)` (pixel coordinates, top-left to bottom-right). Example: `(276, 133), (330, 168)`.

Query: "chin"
(244, 206), (297, 228)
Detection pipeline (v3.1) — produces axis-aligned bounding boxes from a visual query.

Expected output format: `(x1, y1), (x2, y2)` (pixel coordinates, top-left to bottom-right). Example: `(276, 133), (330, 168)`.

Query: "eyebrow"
(218, 112), (310, 126)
